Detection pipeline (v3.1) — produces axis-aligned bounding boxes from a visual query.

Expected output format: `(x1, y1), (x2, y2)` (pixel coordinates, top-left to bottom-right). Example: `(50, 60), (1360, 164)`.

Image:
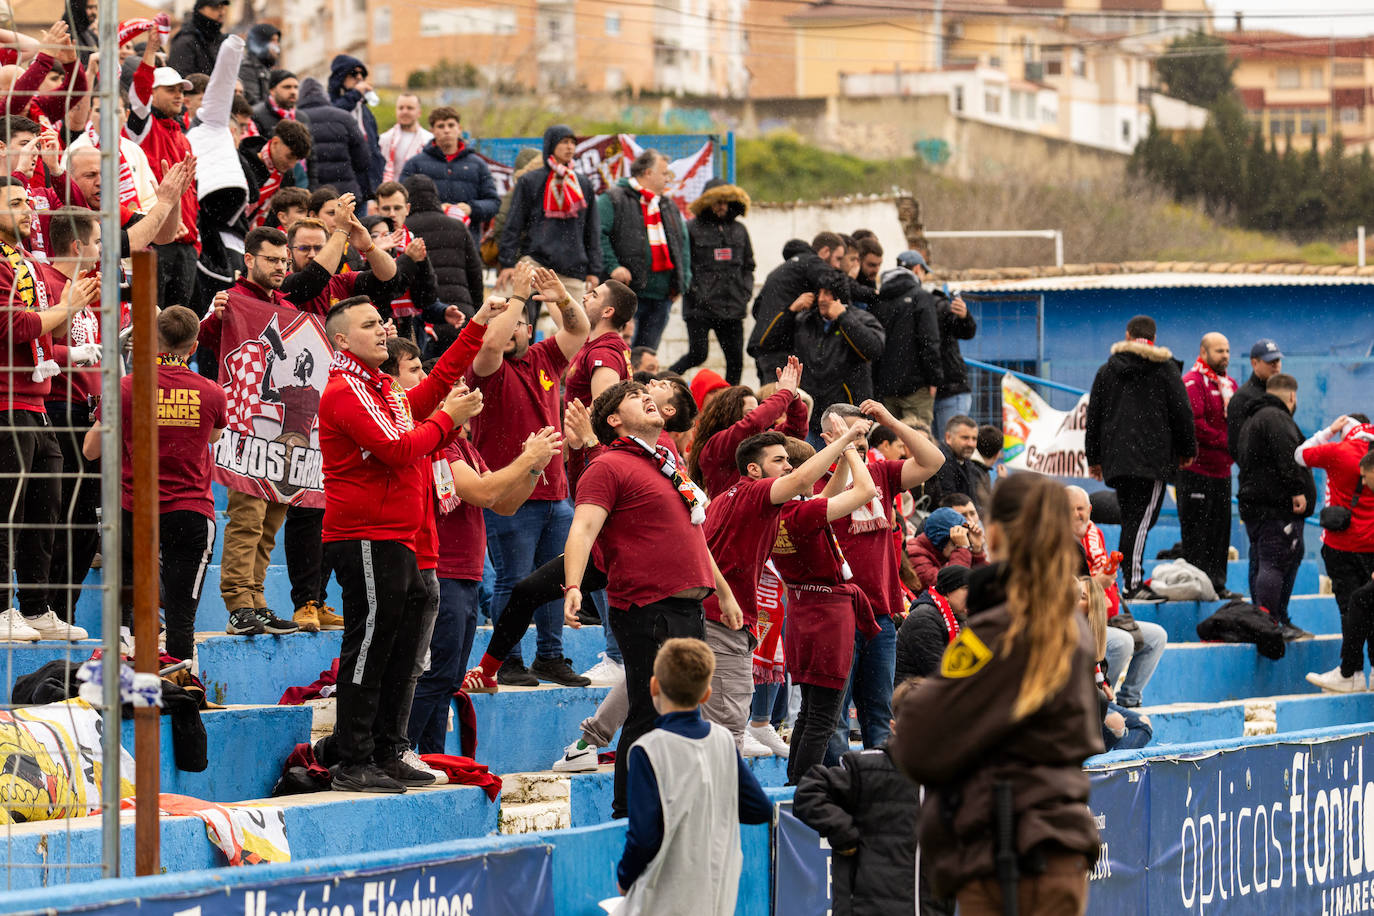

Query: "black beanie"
(268, 69), (296, 88)
(935, 565), (970, 595)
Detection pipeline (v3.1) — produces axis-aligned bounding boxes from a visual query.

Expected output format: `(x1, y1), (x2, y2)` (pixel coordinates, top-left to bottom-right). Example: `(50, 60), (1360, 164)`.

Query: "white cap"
(152, 67), (193, 90)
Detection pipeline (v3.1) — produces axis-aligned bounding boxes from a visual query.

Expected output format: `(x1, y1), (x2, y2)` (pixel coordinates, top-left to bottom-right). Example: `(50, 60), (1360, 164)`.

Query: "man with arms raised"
(564, 380), (743, 817)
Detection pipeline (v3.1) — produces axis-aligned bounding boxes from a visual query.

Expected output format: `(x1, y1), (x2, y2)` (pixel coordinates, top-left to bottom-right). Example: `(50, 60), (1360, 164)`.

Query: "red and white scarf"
(752, 560), (786, 684)
(248, 145), (284, 229)
(328, 350), (411, 433)
(930, 587), (960, 644)
(610, 434), (706, 524)
(82, 124), (139, 211)
(388, 225), (418, 317)
(1190, 358), (1236, 408)
(542, 158), (587, 219)
(267, 97), (296, 122)
(628, 177), (673, 272)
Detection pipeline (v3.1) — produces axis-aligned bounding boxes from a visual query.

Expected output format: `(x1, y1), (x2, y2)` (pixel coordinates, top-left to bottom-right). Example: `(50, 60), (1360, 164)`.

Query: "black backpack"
(1197, 599), (1286, 660)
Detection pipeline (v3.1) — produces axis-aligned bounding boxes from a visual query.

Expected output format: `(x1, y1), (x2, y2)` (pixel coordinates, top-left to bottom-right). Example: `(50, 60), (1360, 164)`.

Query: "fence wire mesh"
(0, 0), (128, 886)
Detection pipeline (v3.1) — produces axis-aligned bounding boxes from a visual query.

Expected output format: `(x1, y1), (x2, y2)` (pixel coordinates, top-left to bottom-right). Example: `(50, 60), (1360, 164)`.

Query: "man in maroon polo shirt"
(564, 379), (742, 817)
(84, 306), (228, 661)
(465, 265), (590, 687)
(699, 426), (869, 750)
(817, 400), (945, 757)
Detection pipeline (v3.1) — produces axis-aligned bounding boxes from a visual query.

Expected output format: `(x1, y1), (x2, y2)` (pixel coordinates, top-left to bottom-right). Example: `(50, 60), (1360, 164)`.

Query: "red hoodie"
(1182, 366), (1234, 478)
(319, 320), (484, 547)
(1297, 423), (1374, 553)
(126, 61), (198, 251)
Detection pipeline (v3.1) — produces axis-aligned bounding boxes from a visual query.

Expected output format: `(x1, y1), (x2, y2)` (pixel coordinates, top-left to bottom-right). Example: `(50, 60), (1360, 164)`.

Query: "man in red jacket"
(318, 293), (491, 792)
(1181, 332), (1240, 599)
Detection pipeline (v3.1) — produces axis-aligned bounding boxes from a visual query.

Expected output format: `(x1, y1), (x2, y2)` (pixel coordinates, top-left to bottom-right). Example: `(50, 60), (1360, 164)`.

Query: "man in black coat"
(925, 416), (988, 516)
(1236, 372), (1316, 637)
(870, 262), (942, 428)
(1085, 314), (1197, 601)
(746, 231), (846, 380)
(498, 124), (602, 304)
(296, 77), (370, 199)
(238, 24), (279, 105)
(1227, 337), (1284, 462)
(399, 106), (499, 240)
(793, 270), (886, 436)
(252, 70), (310, 136)
(168, 0), (227, 79)
(402, 174), (485, 319)
(327, 55), (384, 192)
(894, 565), (970, 682)
(670, 178), (754, 384)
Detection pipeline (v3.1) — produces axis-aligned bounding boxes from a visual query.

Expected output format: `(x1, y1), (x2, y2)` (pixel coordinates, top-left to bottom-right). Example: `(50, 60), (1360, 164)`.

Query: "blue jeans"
(750, 682), (780, 723)
(1247, 518), (1304, 625)
(407, 577), (480, 755)
(825, 613), (897, 762)
(1104, 620), (1167, 707)
(591, 588), (623, 664)
(484, 499), (572, 662)
(478, 555), (495, 620)
(1103, 702), (1153, 751)
(631, 297), (672, 350)
(934, 392), (974, 434)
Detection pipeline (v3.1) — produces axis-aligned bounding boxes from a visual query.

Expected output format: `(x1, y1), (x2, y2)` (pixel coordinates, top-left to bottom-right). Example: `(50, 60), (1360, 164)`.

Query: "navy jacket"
(327, 55), (384, 191)
(401, 142), (500, 232)
(296, 78), (370, 199)
(498, 124), (603, 280)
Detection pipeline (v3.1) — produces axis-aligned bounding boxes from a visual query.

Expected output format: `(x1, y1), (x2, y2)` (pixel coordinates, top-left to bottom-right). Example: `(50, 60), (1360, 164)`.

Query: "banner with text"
(482, 135), (714, 216)
(1001, 373), (1090, 478)
(212, 299), (330, 507)
(69, 843), (554, 916)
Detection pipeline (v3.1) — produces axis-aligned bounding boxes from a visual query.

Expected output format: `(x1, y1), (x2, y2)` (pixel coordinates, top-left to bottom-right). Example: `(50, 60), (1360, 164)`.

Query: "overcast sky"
(1212, 0), (1374, 37)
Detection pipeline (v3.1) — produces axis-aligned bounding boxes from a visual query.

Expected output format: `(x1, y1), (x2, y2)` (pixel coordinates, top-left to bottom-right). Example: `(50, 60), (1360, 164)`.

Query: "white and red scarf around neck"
(1190, 358), (1236, 408)
(628, 176), (673, 272)
(609, 434), (706, 524)
(542, 157), (586, 219)
(930, 587), (960, 643)
(248, 145), (284, 229)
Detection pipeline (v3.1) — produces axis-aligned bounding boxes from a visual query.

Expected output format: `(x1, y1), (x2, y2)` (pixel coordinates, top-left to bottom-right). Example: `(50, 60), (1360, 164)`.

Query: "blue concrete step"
(195, 624), (612, 706)
(0, 781), (498, 891)
(567, 755), (790, 827)
(1143, 557), (1324, 595)
(462, 686), (614, 775)
(1143, 635), (1339, 705)
(1095, 524), (1185, 563)
(1130, 594), (1339, 642)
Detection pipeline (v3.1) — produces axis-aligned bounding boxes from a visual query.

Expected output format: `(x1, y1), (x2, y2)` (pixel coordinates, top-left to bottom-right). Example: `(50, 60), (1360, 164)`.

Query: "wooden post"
(131, 249), (160, 876)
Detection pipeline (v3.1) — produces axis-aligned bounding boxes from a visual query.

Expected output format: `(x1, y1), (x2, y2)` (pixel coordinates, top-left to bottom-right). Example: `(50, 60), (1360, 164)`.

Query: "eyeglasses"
(293, 244), (323, 254)
(255, 255), (290, 267)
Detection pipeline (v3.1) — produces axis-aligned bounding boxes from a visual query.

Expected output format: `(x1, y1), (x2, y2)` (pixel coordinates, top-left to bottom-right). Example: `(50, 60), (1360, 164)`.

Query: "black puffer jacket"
(296, 78), (370, 199)
(933, 290), (976, 398)
(167, 11), (223, 78)
(746, 248), (830, 376)
(1085, 339), (1197, 485)
(895, 591), (960, 683)
(403, 175), (485, 317)
(238, 25), (279, 106)
(1236, 392), (1316, 522)
(683, 179), (754, 323)
(498, 124), (602, 280)
(400, 142), (500, 225)
(794, 747), (921, 916)
(1227, 372), (1268, 462)
(871, 267), (943, 398)
(794, 303), (886, 434)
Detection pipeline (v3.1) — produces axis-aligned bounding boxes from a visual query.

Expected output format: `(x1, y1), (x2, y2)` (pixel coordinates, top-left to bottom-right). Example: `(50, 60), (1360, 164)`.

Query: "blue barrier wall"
(961, 283), (1374, 432)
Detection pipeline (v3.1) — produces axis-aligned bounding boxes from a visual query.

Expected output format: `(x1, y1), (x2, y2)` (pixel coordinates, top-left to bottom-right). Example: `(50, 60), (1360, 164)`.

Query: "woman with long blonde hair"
(890, 472), (1103, 915)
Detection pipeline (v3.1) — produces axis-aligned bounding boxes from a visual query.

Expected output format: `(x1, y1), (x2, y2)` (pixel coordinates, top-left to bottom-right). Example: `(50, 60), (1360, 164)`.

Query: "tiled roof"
(935, 261), (1374, 290)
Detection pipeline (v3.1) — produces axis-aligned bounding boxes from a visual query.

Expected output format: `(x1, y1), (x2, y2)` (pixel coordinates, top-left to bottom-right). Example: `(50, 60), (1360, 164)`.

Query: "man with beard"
(1181, 332), (1239, 598)
(925, 415), (987, 516)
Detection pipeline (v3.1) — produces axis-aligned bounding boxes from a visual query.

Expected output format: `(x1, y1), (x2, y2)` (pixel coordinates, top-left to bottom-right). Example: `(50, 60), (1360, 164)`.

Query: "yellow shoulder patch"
(940, 627), (994, 679)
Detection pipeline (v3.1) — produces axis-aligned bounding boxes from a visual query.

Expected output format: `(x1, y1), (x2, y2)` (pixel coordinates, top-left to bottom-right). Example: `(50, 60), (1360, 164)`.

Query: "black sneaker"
(331, 761), (406, 794)
(1122, 586), (1166, 604)
(226, 608), (266, 635)
(497, 659), (540, 687)
(1217, 588), (1244, 601)
(531, 656), (592, 687)
(1282, 624), (1314, 641)
(576, 607), (601, 627)
(377, 754), (437, 787)
(253, 608), (301, 635)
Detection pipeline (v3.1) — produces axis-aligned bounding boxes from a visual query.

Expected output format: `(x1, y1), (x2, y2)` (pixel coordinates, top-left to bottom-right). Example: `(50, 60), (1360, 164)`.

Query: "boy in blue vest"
(614, 638), (771, 915)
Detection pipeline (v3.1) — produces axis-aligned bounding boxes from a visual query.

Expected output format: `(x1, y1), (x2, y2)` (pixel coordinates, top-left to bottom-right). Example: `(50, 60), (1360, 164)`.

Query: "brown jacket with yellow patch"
(890, 563), (1103, 897)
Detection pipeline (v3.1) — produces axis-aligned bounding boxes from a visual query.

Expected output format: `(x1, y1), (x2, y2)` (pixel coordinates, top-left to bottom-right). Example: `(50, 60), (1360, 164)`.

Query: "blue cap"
(1250, 339), (1283, 362)
(923, 507), (964, 549)
(896, 250), (928, 270)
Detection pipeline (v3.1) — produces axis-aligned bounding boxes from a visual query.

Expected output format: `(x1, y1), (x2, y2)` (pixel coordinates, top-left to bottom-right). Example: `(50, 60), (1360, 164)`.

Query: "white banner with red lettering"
(1001, 373), (1091, 478)
(481, 135), (714, 216)
(211, 299), (330, 507)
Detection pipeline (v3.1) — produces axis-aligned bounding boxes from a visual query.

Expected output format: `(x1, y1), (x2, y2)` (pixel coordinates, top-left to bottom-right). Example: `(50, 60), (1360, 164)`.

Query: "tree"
(1155, 31), (1239, 109)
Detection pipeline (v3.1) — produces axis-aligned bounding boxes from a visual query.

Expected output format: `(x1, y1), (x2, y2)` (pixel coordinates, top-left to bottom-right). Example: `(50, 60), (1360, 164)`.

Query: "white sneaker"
(0, 609), (41, 642)
(401, 748), (448, 785)
(748, 723), (790, 758)
(25, 610), (88, 641)
(580, 653), (625, 686)
(741, 732), (774, 757)
(1306, 666), (1368, 694)
(552, 739), (600, 773)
